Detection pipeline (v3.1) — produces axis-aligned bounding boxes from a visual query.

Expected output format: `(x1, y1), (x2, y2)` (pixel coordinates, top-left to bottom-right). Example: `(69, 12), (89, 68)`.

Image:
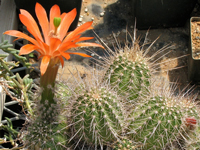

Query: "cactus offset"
(127, 93), (199, 150)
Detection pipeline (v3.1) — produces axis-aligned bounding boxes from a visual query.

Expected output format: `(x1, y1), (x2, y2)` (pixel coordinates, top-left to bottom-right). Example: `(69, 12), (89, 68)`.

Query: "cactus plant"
(105, 51), (151, 102)
(103, 44), (151, 104)
(127, 92), (199, 150)
(70, 83), (127, 149)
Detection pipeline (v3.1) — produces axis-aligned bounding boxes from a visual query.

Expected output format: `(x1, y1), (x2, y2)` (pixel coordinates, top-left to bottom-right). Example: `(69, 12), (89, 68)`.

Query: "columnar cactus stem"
(105, 52), (151, 102)
(70, 85), (126, 148)
(25, 119), (69, 150)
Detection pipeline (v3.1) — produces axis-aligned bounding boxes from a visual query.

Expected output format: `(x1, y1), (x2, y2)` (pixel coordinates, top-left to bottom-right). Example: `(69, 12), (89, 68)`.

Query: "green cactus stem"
(25, 121), (69, 150)
(71, 86), (126, 148)
(128, 95), (199, 150)
(105, 51), (151, 102)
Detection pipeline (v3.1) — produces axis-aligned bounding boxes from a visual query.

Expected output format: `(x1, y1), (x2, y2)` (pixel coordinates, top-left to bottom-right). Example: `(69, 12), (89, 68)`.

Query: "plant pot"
(188, 17), (200, 84)
(133, 0), (197, 29)
(14, 0), (82, 31)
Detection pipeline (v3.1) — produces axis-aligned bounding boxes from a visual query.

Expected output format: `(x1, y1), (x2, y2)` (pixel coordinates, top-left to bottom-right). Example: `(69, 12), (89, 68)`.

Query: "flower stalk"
(40, 57), (60, 105)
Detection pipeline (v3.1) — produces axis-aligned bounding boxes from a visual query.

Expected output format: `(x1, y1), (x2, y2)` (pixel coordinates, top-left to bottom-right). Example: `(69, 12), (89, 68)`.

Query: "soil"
(55, 0), (200, 98)
(191, 21), (200, 59)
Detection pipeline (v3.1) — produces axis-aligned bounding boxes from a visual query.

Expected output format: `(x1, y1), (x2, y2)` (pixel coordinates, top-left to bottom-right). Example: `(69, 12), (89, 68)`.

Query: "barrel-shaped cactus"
(70, 86), (126, 148)
(127, 95), (199, 150)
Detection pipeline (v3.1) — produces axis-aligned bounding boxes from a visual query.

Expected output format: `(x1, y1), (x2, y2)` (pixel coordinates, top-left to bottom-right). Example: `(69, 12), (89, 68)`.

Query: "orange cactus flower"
(4, 3), (104, 75)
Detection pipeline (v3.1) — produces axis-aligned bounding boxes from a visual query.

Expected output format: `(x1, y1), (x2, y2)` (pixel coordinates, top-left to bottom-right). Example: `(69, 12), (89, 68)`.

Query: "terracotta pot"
(188, 17), (200, 84)
(14, 0), (82, 31)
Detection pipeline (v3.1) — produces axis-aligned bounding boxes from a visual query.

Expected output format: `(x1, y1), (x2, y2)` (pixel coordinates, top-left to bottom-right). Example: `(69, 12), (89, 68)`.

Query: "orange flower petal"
(35, 2), (50, 44)
(60, 12), (67, 19)
(63, 21), (93, 43)
(57, 56), (64, 67)
(50, 38), (62, 54)
(19, 44), (38, 55)
(19, 14), (43, 42)
(67, 52), (92, 58)
(20, 9), (40, 31)
(60, 52), (70, 60)
(40, 55), (51, 76)
(58, 41), (77, 53)
(76, 42), (104, 49)
(74, 37), (94, 43)
(50, 4), (61, 31)
(4, 30), (40, 48)
(58, 8), (77, 41)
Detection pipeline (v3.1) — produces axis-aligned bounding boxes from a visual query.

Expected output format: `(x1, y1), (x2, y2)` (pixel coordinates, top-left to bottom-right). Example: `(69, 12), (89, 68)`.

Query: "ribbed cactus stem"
(71, 86), (126, 147)
(105, 52), (150, 104)
(40, 57), (60, 123)
(128, 95), (199, 150)
(26, 120), (69, 150)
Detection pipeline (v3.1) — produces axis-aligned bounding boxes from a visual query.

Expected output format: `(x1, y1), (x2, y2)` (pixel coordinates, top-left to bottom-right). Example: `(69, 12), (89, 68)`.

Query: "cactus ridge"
(128, 94), (199, 150)
(70, 85), (126, 148)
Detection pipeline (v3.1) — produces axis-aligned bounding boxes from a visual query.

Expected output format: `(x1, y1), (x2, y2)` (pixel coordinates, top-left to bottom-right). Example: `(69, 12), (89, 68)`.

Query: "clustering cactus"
(70, 83), (127, 149)
(127, 94), (199, 150)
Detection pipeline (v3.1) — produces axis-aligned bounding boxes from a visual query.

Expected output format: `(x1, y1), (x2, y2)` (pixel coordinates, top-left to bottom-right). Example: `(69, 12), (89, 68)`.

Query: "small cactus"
(70, 85), (126, 149)
(127, 94), (199, 150)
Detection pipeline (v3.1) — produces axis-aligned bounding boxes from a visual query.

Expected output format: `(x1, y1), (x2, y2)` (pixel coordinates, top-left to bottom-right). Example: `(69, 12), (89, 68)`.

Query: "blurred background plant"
(0, 36), (36, 148)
